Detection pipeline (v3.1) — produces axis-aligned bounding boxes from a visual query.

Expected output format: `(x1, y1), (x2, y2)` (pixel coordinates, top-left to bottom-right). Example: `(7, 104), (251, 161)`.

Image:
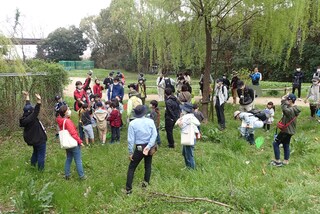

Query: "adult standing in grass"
(214, 78), (228, 131)
(56, 105), (86, 180)
(231, 71), (240, 105)
(292, 65), (304, 101)
(107, 77), (124, 102)
(103, 71), (114, 101)
(304, 77), (320, 119)
(164, 88), (181, 148)
(125, 105), (157, 194)
(156, 72), (164, 101)
(175, 102), (200, 169)
(271, 93), (300, 167)
(136, 77), (147, 105)
(237, 81), (255, 112)
(20, 91), (47, 171)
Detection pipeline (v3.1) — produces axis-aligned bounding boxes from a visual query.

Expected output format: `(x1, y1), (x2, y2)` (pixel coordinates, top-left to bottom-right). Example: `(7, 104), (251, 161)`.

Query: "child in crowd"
(107, 102), (122, 143)
(81, 103), (95, 145)
(304, 77), (320, 119)
(263, 101), (275, 131)
(54, 95), (67, 137)
(77, 103), (86, 140)
(193, 104), (204, 132)
(94, 102), (108, 144)
(149, 100), (161, 145)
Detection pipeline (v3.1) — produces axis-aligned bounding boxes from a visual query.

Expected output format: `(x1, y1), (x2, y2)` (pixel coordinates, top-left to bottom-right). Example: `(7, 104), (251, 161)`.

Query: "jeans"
(182, 144), (195, 169)
(156, 128), (161, 145)
(215, 98), (225, 128)
(31, 142), (46, 171)
(165, 118), (175, 148)
(78, 122), (84, 140)
(111, 126), (120, 143)
(65, 145), (85, 178)
(273, 132), (292, 160)
(126, 147), (152, 191)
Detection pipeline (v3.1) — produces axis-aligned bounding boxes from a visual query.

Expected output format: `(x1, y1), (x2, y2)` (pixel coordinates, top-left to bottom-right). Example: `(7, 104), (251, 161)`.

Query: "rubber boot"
(249, 134), (255, 145)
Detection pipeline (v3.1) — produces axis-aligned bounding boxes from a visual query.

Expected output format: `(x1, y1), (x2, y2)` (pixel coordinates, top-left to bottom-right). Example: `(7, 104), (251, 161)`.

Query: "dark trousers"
(126, 147), (152, 191)
(292, 85), (301, 98)
(310, 104), (317, 117)
(165, 118), (175, 148)
(263, 124), (270, 131)
(273, 132), (292, 160)
(111, 126), (120, 143)
(215, 98), (225, 128)
(31, 143), (46, 171)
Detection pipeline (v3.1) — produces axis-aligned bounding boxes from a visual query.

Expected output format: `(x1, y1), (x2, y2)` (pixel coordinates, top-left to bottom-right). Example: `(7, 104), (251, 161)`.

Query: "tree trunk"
(201, 16), (212, 119)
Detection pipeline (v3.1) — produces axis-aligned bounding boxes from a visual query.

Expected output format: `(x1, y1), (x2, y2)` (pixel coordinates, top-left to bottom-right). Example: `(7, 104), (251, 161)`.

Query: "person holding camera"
(73, 71), (92, 111)
(125, 105), (157, 195)
(237, 81), (255, 112)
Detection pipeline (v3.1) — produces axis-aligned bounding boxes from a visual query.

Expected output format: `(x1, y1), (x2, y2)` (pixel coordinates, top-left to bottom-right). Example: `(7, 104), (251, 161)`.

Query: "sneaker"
(271, 160), (283, 167)
(141, 181), (148, 188)
(65, 176), (70, 180)
(126, 189), (132, 195)
(80, 175), (87, 180)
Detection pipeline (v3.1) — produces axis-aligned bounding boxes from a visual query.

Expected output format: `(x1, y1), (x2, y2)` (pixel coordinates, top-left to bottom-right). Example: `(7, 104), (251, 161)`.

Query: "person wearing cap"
(19, 91), (47, 171)
(233, 110), (264, 145)
(127, 84), (142, 122)
(304, 77), (320, 119)
(93, 79), (104, 99)
(292, 65), (304, 100)
(116, 71), (125, 86)
(164, 88), (181, 148)
(125, 105), (157, 194)
(237, 81), (255, 112)
(107, 77), (124, 102)
(214, 78), (228, 130)
(136, 77), (147, 105)
(93, 102), (108, 144)
(73, 74), (91, 111)
(103, 72), (114, 101)
(222, 74), (231, 90)
(230, 71), (240, 105)
(271, 93), (300, 167)
(175, 102), (200, 169)
(312, 65), (320, 79)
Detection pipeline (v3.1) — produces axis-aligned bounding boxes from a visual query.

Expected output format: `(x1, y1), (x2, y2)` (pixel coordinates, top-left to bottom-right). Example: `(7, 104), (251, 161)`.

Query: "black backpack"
(248, 109), (267, 121)
(165, 78), (175, 93)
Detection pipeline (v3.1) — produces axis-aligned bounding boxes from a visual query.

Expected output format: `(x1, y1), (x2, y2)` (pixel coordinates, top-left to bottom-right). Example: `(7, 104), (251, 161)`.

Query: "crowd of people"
(19, 65), (320, 193)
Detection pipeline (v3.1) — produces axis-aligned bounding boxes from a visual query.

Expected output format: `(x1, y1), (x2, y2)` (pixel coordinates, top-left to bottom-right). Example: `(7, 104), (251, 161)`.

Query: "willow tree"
(110, 0), (319, 119)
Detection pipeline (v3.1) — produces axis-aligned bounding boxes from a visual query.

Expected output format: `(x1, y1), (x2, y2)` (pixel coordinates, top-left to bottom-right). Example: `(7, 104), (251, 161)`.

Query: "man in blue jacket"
(108, 77), (124, 102)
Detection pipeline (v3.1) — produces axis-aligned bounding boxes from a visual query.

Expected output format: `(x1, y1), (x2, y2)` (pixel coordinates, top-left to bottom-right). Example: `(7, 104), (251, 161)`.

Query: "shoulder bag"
(276, 116), (296, 131)
(59, 119), (78, 149)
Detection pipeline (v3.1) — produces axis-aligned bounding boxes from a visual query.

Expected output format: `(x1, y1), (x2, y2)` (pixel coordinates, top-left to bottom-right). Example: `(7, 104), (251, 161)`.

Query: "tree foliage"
(36, 26), (89, 62)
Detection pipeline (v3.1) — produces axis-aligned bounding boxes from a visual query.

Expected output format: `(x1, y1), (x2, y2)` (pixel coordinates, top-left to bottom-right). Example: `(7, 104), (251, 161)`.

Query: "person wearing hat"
(237, 81), (255, 112)
(103, 72), (114, 101)
(233, 110), (264, 145)
(107, 77), (124, 102)
(127, 84), (142, 122)
(19, 91), (47, 171)
(214, 78), (228, 130)
(73, 74), (91, 111)
(125, 105), (157, 194)
(304, 76), (320, 119)
(230, 71), (240, 105)
(136, 77), (147, 105)
(271, 93), (300, 167)
(175, 102), (200, 169)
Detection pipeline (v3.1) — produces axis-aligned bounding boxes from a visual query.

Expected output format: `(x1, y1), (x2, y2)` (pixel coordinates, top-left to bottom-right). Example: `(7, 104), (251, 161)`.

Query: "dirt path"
(64, 77), (309, 107)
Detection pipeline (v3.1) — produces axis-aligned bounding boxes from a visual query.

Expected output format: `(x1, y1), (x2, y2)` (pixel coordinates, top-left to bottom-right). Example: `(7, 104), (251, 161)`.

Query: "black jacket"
(19, 102), (47, 146)
(165, 95), (181, 121)
(237, 86), (254, 105)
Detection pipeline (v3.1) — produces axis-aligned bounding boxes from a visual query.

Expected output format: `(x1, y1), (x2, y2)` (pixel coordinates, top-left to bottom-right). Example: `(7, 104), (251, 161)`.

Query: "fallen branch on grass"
(149, 192), (233, 209)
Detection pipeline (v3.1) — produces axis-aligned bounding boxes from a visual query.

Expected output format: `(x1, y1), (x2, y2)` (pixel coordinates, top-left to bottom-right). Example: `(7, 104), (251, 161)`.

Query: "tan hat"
(234, 110), (241, 119)
(232, 71), (238, 76)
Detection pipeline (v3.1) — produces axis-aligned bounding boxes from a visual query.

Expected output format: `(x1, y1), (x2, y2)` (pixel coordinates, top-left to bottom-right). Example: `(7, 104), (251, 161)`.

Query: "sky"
(0, 0), (112, 58)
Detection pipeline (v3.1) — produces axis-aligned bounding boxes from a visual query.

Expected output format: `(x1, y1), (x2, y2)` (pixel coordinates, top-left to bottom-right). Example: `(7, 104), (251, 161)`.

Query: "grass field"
(0, 69), (319, 213)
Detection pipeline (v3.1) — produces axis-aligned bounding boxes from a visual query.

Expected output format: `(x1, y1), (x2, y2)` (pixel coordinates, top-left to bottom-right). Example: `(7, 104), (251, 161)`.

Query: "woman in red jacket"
(56, 105), (86, 180)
